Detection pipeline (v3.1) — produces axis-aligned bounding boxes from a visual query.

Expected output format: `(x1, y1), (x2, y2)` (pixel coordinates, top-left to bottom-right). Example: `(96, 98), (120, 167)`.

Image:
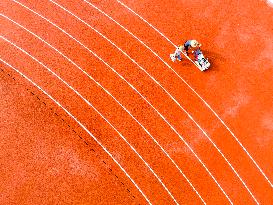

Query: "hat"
(190, 40), (198, 47)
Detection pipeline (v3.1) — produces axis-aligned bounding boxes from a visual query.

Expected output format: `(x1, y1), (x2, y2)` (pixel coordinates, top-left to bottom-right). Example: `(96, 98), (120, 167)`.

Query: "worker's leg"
(177, 54), (182, 61)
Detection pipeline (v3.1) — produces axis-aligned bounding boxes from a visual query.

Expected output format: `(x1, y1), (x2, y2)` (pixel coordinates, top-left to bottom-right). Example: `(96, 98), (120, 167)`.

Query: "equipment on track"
(193, 48), (210, 71)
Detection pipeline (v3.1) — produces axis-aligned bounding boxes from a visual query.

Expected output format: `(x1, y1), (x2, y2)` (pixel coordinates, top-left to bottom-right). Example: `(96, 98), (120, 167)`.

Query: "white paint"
(9, 0), (265, 203)
(0, 57), (152, 204)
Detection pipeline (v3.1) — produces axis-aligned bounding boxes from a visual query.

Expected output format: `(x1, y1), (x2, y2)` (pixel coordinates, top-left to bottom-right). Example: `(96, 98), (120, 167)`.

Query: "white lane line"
(10, 1), (231, 203)
(0, 35), (177, 204)
(115, 0), (176, 47)
(1, 14), (206, 204)
(0, 57), (152, 205)
(81, 1), (259, 203)
(115, 0), (273, 189)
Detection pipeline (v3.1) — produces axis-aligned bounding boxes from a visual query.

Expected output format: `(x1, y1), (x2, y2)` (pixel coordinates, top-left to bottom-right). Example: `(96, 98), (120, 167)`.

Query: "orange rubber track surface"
(0, 0), (272, 204)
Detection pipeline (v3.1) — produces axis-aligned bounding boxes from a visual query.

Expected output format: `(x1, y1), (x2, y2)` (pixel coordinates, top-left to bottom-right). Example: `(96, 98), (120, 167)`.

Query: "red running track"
(0, 0), (272, 204)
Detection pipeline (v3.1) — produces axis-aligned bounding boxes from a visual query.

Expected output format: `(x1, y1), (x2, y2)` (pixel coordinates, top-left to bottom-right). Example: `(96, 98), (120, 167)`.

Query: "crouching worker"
(183, 40), (202, 55)
(170, 45), (183, 62)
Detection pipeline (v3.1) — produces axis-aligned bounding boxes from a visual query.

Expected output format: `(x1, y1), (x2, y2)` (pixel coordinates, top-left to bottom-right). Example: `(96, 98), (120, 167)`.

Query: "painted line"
(115, 0), (176, 47)
(0, 35), (177, 204)
(11, 0), (232, 202)
(0, 57), (152, 205)
(1, 14), (206, 204)
(115, 0), (273, 189)
(80, 1), (260, 203)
